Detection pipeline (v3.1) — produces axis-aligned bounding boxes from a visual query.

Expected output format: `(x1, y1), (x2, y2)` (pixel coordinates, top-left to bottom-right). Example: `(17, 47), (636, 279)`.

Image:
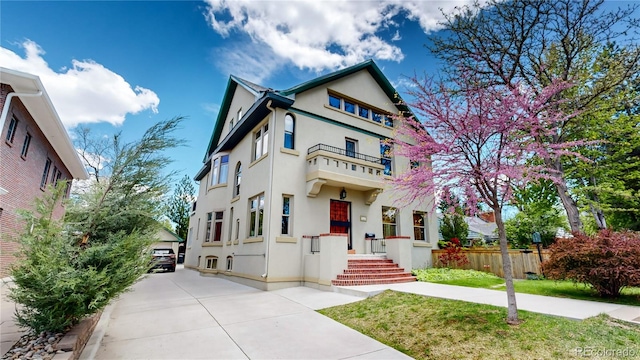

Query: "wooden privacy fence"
(431, 248), (551, 279)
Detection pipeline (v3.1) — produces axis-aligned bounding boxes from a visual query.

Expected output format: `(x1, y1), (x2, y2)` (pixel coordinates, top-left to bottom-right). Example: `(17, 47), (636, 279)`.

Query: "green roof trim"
(202, 77), (238, 163)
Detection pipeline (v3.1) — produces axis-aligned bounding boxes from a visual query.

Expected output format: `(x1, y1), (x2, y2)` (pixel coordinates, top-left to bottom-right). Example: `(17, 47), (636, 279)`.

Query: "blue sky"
(0, 0), (634, 190)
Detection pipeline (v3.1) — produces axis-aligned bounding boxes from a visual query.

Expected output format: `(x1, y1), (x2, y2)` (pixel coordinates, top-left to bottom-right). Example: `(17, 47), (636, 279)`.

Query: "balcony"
(306, 144), (385, 204)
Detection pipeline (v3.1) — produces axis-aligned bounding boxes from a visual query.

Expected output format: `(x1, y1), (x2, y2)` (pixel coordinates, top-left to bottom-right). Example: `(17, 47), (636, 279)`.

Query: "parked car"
(150, 248), (176, 272)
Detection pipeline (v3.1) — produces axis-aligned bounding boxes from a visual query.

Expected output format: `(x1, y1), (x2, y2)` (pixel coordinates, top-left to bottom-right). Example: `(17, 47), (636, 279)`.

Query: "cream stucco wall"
(186, 66), (437, 289)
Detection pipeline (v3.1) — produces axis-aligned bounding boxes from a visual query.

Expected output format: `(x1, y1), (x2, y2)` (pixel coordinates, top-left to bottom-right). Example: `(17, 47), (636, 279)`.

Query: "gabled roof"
(0, 67), (88, 180)
(197, 60), (411, 180)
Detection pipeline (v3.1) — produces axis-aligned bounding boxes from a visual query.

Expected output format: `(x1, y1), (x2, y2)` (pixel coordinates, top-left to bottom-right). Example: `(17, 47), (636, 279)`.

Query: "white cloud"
(209, 42), (281, 84)
(0, 40), (159, 128)
(204, 0), (473, 73)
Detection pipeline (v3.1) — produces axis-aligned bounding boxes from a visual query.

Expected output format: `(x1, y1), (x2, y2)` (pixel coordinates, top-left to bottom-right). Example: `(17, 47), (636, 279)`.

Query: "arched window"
(284, 114), (295, 149)
(226, 256), (233, 271)
(234, 162), (242, 196)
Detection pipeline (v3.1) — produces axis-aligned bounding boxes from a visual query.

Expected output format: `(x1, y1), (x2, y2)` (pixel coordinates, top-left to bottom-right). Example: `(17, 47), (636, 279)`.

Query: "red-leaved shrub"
(438, 238), (470, 269)
(543, 230), (640, 298)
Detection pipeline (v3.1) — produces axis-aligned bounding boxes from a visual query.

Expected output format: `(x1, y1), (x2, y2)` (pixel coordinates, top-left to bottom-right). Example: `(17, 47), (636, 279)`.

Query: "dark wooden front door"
(330, 200), (352, 250)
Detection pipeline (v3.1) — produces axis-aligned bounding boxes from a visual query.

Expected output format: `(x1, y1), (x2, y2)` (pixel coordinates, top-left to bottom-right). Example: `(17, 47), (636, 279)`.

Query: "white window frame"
(213, 211), (224, 242)
(205, 212), (213, 242)
(253, 124), (269, 160)
(210, 155), (229, 186)
(413, 211), (427, 241)
(205, 256), (218, 270)
(249, 194), (265, 237)
(282, 195), (292, 235)
(382, 206), (398, 238)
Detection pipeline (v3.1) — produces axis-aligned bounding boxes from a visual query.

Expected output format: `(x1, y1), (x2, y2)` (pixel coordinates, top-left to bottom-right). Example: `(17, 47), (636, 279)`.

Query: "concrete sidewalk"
(337, 281), (640, 324)
(81, 267), (410, 360)
(1, 278), (24, 356)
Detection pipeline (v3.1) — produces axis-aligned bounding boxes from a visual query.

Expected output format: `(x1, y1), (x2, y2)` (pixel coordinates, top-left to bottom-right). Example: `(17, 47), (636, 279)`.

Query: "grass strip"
(319, 290), (640, 360)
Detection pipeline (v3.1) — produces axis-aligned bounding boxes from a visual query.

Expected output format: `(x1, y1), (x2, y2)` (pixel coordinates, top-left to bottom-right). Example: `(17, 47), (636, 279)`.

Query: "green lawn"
(413, 268), (640, 306)
(319, 291), (640, 360)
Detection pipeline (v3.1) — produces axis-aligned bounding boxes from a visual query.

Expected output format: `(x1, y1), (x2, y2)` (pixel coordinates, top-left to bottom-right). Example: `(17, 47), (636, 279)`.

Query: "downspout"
(0, 90), (43, 127)
(0, 90), (43, 196)
(262, 99), (277, 280)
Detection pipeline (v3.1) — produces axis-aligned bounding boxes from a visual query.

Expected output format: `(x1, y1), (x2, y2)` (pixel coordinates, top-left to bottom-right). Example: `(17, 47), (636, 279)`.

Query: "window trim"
(226, 256), (233, 271)
(5, 116), (18, 144)
(382, 206), (398, 238)
(210, 155), (229, 187)
(20, 133), (32, 158)
(413, 211), (427, 241)
(327, 91), (394, 128)
(205, 256), (218, 270)
(253, 123), (269, 161)
(249, 194), (265, 237)
(40, 158), (52, 190)
(234, 162), (242, 197)
(213, 211), (224, 242)
(284, 113), (295, 150)
(205, 212), (213, 242)
(281, 195), (292, 236)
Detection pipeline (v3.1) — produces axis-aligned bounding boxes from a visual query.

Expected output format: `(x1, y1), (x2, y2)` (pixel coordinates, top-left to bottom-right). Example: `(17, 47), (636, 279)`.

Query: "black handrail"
(307, 143), (382, 164)
(370, 238), (386, 254)
(310, 236), (320, 254)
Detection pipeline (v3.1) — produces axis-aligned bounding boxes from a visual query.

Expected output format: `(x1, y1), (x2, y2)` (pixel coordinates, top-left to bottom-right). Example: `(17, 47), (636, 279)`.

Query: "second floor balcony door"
(330, 200), (352, 250)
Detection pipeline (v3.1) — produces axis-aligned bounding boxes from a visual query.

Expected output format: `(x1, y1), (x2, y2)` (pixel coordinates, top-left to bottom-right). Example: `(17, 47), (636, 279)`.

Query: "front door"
(330, 200), (352, 250)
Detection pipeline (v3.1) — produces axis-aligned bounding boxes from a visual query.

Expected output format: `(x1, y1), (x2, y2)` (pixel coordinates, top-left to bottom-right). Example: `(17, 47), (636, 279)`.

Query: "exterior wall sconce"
(340, 188), (347, 200)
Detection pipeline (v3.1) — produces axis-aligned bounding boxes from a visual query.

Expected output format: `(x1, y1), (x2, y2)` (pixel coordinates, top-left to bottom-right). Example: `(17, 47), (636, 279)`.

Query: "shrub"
(437, 238), (469, 268)
(9, 184), (154, 333)
(543, 230), (640, 298)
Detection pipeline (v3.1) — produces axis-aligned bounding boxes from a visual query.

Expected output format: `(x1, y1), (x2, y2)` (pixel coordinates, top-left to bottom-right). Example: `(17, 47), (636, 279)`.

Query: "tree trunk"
(588, 175), (607, 230)
(547, 158), (583, 233)
(494, 207), (519, 324)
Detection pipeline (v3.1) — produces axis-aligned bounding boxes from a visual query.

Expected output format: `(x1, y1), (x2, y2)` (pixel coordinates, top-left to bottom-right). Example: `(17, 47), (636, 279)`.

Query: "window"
(21, 133), (32, 158)
(372, 111), (383, 123)
(328, 94), (341, 109)
(249, 194), (265, 237)
(205, 212), (213, 242)
(237, 108), (242, 121)
(284, 114), (295, 149)
(282, 195), (292, 235)
(230, 118), (234, 130)
(254, 124), (269, 160)
(5, 117), (18, 143)
(345, 138), (357, 158)
(187, 227), (193, 246)
(384, 115), (394, 127)
(210, 155), (229, 186)
(51, 167), (62, 186)
(226, 256), (233, 271)
(344, 100), (356, 114)
(40, 158), (52, 189)
(380, 139), (392, 176)
(205, 256), (218, 270)
(382, 207), (397, 238)
(234, 162), (241, 196)
(213, 211), (223, 242)
(235, 219), (240, 240)
(228, 208), (234, 242)
(413, 212), (427, 241)
(358, 106), (370, 119)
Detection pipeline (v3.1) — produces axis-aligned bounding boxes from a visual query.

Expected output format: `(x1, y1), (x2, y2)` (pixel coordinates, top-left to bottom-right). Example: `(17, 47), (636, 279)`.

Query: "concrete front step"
(336, 272), (414, 280)
(331, 277), (417, 286)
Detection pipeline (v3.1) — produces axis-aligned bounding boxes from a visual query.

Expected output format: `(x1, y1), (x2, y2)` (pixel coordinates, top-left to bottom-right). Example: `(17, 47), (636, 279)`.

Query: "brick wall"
(0, 84), (73, 277)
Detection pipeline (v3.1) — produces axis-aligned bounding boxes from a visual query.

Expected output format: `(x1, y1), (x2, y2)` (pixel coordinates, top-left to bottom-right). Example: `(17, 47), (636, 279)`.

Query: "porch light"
(340, 188), (347, 200)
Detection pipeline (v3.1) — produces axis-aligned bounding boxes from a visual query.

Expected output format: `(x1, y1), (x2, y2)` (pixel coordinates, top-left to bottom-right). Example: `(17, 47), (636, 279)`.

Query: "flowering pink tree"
(393, 75), (582, 324)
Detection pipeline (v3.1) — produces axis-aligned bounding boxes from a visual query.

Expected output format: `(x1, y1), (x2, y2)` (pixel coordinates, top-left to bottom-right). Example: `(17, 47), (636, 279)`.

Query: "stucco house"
(0, 67), (88, 276)
(184, 60), (438, 290)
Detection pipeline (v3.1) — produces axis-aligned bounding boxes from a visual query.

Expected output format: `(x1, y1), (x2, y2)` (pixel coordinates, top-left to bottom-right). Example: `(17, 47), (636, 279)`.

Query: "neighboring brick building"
(0, 67), (88, 276)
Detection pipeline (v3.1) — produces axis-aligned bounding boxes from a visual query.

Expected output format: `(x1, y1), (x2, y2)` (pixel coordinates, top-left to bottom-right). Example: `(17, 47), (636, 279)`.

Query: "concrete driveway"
(83, 267), (411, 359)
